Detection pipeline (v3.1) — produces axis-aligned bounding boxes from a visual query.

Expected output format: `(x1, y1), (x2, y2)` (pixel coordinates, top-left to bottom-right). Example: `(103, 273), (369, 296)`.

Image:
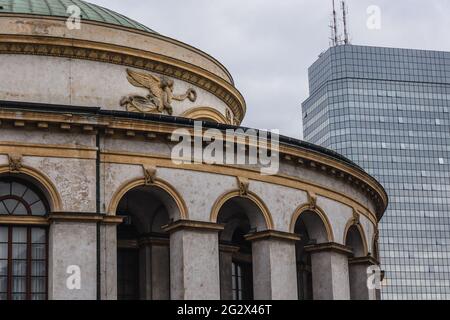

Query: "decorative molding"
(304, 242), (353, 256)
(237, 176), (250, 197)
(143, 165), (157, 185)
(351, 208), (361, 226)
(307, 191), (317, 210)
(0, 36), (246, 124)
(8, 153), (22, 172)
(120, 68), (197, 116)
(162, 220), (225, 233)
(244, 230), (301, 243)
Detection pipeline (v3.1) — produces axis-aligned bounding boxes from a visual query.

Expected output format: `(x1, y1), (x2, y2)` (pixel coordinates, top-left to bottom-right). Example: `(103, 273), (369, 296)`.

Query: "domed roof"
(0, 0), (155, 33)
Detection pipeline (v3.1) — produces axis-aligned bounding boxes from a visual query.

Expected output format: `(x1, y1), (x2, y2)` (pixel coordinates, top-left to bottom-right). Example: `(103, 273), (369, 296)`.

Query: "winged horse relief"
(120, 68), (197, 115)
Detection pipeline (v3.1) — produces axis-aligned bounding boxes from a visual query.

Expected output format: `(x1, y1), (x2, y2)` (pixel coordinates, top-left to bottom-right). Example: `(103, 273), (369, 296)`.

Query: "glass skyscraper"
(302, 44), (450, 300)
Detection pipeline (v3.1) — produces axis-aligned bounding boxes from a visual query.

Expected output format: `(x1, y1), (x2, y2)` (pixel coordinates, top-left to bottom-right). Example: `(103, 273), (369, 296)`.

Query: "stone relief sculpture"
(120, 68), (197, 115)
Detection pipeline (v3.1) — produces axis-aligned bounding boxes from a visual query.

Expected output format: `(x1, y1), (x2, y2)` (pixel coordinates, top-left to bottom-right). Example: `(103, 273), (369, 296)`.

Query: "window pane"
(0, 244), (7, 260)
(31, 277), (46, 293)
(0, 276), (6, 292)
(32, 229), (46, 244)
(0, 227), (7, 243)
(22, 189), (39, 206)
(12, 244), (27, 260)
(31, 261), (46, 277)
(0, 202), (7, 215)
(11, 183), (27, 197)
(12, 277), (26, 293)
(31, 294), (46, 301)
(0, 260), (7, 276)
(3, 199), (18, 214)
(0, 182), (9, 197)
(12, 228), (27, 243)
(12, 203), (28, 216)
(30, 201), (46, 216)
(32, 245), (45, 261)
(0, 293), (7, 300)
(12, 260), (27, 276)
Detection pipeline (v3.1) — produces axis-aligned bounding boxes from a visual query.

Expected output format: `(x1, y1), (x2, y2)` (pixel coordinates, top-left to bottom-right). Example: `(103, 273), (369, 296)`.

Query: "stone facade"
(0, 1), (387, 301)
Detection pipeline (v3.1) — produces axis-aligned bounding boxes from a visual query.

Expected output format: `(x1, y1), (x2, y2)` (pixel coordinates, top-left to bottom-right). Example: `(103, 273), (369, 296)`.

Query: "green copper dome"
(0, 0), (156, 33)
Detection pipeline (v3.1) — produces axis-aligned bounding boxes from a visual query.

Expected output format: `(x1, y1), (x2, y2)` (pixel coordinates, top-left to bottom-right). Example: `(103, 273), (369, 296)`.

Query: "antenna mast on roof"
(330, 0), (339, 47)
(341, 0), (350, 44)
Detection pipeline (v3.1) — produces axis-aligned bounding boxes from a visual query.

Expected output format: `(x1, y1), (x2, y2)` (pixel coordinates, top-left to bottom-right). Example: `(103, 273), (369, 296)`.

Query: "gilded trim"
(181, 107), (229, 124)
(0, 215), (49, 226)
(289, 204), (335, 242)
(210, 190), (274, 230)
(343, 216), (369, 257)
(107, 177), (188, 220)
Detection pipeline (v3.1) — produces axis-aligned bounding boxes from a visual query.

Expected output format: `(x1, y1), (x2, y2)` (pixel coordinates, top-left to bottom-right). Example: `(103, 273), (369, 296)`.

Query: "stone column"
(163, 220), (223, 300)
(305, 242), (353, 300)
(245, 231), (300, 300)
(139, 237), (170, 300)
(48, 213), (100, 300)
(219, 244), (240, 300)
(348, 256), (380, 300)
(99, 216), (123, 300)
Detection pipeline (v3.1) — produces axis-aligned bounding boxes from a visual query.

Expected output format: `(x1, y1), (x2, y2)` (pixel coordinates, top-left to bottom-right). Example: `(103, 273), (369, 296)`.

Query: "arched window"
(0, 178), (49, 300)
(0, 180), (48, 216)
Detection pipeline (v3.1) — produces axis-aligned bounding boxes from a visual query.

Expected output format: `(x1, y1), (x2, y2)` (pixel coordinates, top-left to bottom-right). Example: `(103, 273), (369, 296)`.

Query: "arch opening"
(294, 210), (329, 300)
(216, 196), (269, 300)
(116, 184), (180, 300)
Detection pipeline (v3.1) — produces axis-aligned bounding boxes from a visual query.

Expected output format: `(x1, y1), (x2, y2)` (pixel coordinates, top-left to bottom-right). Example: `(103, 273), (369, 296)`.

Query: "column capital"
(348, 255), (380, 266)
(219, 244), (241, 253)
(305, 242), (353, 256)
(244, 230), (301, 242)
(162, 220), (225, 233)
(139, 236), (170, 247)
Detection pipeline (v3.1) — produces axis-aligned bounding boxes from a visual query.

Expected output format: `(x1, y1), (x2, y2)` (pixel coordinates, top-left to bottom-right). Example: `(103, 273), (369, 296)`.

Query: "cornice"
(0, 34), (246, 124)
(0, 106), (387, 220)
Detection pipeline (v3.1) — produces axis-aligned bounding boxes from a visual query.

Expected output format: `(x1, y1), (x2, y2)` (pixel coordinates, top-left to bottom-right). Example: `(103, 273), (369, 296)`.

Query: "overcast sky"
(88, 0), (450, 139)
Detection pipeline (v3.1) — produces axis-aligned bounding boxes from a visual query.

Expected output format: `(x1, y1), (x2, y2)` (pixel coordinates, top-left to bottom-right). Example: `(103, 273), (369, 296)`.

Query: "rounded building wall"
(0, 1), (386, 301)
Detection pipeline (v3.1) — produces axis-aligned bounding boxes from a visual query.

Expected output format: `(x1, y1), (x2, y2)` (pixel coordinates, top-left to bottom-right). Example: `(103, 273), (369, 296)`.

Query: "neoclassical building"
(0, 0), (387, 300)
